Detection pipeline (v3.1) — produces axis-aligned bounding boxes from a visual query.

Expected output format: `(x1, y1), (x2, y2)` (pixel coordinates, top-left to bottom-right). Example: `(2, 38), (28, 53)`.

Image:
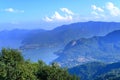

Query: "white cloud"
(91, 5), (105, 20)
(3, 8), (24, 13)
(91, 11), (106, 20)
(106, 2), (120, 16)
(44, 16), (53, 22)
(91, 2), (120, 21)
(44, 2), (120, 23)
(60, 8), (74, 15)
(5, 8), (14, 12)
(52, 11), (66, 20)
(44, 8), (74, 22)
(91, 5), (104, 12)
(91, 11), (98, 15)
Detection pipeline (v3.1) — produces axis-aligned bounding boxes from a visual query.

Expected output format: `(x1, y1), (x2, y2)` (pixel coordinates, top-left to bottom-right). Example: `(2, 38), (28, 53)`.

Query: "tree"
(36, 62), (80, 80)
(0, 48), (80, 80)
(0, 48), (37, 80)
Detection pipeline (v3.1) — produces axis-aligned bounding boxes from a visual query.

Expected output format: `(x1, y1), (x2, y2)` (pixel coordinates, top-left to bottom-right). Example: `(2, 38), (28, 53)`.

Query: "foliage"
(0, 48), (79, 80)
(36, 62), (79, 80)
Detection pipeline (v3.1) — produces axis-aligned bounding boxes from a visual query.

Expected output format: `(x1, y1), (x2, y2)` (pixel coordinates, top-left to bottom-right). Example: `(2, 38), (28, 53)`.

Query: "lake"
(22, 48), (58, 64)
(0, 40), (58, 64)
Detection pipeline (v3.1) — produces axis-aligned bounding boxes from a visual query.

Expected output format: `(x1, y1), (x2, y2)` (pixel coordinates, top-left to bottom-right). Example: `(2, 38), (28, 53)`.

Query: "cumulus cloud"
(60, 8), (74, 15)
(91, 5), (105, 20)
(91, 5), (104, 12)
(106, 2), (120, 16)
(91, 11), (98, 15)
(91, 2), (120, 21)
(44, 2), (120, 22)
(3, 8), (24, 13)
(44, 8), (74, 22)
(44, 16), (53, 22)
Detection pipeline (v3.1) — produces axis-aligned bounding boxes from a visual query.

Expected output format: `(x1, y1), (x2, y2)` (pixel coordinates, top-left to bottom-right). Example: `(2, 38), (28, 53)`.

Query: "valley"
(1, 21), (120, 80)
(1, 1), (120, 80)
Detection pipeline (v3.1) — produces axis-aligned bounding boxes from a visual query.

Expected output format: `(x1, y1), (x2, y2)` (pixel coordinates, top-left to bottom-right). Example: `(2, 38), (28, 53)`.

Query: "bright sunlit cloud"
(106, 2), (120, 16)
(91, 5), (104, 12)
(44, 8), (74, 22)
(91, 2), (120, 21)
(2, 8), (24, 13)
(60, 8), (74, 15)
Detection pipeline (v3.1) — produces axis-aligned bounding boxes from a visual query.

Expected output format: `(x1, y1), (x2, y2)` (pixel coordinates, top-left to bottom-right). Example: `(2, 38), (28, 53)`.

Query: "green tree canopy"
(0, 48), (79, 80)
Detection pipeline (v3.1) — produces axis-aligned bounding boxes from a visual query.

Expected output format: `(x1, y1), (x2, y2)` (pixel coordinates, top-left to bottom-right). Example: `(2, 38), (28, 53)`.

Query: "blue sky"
(0, 0), (120, 30)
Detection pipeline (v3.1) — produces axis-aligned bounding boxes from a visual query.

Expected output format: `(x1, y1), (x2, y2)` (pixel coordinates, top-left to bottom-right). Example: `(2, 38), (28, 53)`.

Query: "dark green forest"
(0, 48), (79, 80)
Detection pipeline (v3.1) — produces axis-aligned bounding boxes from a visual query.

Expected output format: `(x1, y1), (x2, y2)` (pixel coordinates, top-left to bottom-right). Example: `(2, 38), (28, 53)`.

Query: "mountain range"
(1, 21), (120, 80)
(53, 30), (120, 67)
(0, 29), (45, 49)
(69, 62), (120, 80)
(1, 21), (120, 66)
(21, 21), (120, 49)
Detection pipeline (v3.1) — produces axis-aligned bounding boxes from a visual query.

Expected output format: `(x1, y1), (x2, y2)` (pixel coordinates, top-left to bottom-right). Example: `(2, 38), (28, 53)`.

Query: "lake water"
(22, 48), (58, 64)
(0, 40), (21, 49)
(0, 40), (58, 64)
